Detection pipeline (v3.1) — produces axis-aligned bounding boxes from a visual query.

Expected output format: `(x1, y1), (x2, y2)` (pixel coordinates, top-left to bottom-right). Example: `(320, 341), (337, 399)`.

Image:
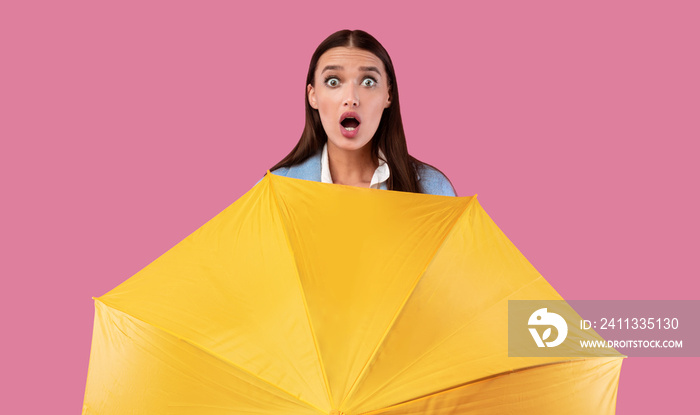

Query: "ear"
(385, 88), (392, 108)
(307, 84), (318, 109)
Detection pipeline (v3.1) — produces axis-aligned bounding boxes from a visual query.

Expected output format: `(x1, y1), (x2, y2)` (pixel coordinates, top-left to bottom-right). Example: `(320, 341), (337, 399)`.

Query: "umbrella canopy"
(83, 173), (623, 415)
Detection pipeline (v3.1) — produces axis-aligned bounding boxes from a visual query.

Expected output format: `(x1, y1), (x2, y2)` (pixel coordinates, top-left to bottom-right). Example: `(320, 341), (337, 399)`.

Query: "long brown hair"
(271, 29), (433, 193)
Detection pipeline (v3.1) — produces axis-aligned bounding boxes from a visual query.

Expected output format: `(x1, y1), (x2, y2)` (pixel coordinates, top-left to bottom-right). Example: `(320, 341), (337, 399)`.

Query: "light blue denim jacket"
(270, 151), (456, 196)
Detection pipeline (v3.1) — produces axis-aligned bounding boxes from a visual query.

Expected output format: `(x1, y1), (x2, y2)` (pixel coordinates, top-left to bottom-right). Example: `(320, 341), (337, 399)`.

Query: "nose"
(342, 83), (359, 107)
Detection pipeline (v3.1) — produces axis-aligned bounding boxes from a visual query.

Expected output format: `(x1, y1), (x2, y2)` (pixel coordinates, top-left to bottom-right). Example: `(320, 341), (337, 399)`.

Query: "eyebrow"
(320, 65), (382, 76)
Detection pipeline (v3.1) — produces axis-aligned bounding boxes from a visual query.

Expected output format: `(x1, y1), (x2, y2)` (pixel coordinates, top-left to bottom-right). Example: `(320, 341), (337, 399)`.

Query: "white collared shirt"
(321, 143), (391, 189)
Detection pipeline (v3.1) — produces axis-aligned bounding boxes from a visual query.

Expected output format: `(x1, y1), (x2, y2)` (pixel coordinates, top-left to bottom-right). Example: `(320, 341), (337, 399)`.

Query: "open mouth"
(340, 113), (361, 131)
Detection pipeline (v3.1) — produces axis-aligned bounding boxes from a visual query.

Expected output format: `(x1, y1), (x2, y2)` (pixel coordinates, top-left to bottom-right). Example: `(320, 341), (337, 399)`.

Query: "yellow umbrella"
(83, 173), (623, 414)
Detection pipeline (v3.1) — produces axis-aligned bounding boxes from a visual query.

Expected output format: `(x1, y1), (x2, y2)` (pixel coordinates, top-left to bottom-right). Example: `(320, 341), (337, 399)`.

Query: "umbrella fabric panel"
(83, 301), (324, 415)
(342, 198), (558, 413)
(363, 358), (623, 415)
(269, 175), (473, 409)
(94, 179), (331, 411)
(343, 199), (623, 414)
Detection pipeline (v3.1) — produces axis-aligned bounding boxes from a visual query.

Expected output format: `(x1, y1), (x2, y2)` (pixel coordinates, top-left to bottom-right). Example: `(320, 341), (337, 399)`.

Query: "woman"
(270, 30), (456, 196)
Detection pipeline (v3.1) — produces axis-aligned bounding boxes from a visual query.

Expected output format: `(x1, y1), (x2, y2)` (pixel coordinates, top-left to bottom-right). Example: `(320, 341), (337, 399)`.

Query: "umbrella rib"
(355, 357), (622, 415)
(339, 196), (478, 409)
(268, 175), (336, 409)
(96, 297), (326, 415)
(347, 274), (550, 411)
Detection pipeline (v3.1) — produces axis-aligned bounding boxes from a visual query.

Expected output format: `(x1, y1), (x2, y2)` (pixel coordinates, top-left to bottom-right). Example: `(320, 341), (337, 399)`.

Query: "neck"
(327, 142), (378, 188)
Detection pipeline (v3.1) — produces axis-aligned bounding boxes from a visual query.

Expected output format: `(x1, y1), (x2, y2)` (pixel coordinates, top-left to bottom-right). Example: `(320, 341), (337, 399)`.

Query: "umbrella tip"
(329, 410), (345, 415)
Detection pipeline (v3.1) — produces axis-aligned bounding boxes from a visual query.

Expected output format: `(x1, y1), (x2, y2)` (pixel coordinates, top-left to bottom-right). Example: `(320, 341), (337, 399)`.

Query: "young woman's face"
(308, 47), (391, 153)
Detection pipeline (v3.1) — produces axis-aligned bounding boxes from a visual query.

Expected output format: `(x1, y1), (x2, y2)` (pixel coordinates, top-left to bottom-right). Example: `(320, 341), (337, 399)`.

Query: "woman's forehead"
(316, 47), (386, 75)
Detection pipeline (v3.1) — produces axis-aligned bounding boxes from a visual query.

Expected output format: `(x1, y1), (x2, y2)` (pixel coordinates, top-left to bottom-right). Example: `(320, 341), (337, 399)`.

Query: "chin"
(329, 137), (372, 152)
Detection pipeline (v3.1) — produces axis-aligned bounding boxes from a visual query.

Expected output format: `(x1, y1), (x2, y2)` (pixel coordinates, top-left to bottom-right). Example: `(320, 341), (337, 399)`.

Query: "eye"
(362, 77), (377, 87)
(324, 77), (340, 87)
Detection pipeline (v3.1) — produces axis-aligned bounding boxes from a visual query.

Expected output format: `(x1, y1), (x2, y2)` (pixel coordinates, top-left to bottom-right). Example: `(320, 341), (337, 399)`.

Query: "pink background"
(2, 1), (698, 413)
